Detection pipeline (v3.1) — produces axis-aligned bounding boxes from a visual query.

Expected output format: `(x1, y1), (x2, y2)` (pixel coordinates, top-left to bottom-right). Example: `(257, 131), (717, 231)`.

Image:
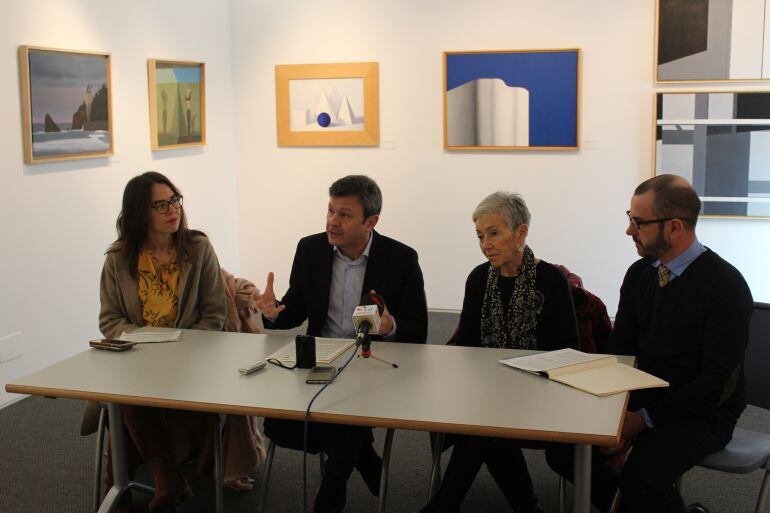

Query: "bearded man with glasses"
(546, 174), (753, 513)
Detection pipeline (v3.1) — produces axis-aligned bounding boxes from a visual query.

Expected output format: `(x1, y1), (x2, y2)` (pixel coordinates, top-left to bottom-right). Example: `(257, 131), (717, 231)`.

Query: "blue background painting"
(446, 51), (579, 147)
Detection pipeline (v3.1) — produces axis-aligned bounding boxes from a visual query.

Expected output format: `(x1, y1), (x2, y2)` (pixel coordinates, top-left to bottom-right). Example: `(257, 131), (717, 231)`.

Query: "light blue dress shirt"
(321, 234), (373, 338)
(320, 234), (397, 340)
(652, 238), (706, 282)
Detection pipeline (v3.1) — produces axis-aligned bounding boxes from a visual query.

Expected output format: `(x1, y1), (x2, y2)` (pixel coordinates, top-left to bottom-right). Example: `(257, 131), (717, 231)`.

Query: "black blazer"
(264, 230), (428, 343)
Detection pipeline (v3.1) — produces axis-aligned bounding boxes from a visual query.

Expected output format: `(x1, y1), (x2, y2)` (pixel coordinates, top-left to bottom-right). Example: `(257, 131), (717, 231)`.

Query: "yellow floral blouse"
(137, 247), (180, 327)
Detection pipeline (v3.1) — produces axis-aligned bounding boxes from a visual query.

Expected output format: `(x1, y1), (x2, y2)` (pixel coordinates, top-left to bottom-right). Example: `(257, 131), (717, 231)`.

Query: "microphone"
(352, 292), (385, 357)
(351, 291), (398, 368)
(353, 305), (381, 357)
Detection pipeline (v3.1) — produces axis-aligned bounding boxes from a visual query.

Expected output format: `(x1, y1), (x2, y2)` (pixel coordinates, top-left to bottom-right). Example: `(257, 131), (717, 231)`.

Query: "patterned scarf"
(480, 246), (544, 349)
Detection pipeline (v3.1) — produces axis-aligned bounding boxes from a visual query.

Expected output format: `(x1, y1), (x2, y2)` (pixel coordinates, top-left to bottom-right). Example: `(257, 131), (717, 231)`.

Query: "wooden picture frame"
(444, 49), (581, 151)
(275, 62), (379, 146)
(148, 59), (206, 151)
(18, 45), (113, 164)
(654, 90), (770, 219)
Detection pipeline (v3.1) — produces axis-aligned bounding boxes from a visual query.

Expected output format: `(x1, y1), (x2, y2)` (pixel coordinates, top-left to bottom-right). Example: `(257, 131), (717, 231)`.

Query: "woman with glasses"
(418, 192), (580, 513)
(99, 171), (226, 512)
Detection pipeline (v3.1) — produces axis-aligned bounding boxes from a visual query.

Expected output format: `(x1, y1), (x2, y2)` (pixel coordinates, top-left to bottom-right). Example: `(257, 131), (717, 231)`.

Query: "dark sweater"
(610, 249), (753, 429)
(456, 260), (580, 350)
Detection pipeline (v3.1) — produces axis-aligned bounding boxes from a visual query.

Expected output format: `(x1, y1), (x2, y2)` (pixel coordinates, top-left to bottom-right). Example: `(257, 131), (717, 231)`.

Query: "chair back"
(745, 302), (770, 410)
(555, 264), (612, 353)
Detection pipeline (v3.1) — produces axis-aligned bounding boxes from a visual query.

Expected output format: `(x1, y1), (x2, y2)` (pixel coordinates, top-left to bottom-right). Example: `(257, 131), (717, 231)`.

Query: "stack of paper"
(119, 330), (182, 344)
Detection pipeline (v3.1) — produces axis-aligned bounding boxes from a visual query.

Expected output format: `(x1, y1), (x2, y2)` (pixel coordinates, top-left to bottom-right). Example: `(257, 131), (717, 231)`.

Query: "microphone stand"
(357, 331), (398, 368)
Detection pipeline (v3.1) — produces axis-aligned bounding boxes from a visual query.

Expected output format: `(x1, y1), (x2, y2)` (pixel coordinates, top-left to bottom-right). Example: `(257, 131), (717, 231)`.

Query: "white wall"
(4, 0), (770, 408)
(231, 0), (770, 315)
(0, 0), (240, 407)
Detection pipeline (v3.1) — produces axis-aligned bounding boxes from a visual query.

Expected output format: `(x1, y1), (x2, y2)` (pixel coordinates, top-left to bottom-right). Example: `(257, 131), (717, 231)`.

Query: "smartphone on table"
(89, 339), (135, 351)
(306, 366), (337, 384)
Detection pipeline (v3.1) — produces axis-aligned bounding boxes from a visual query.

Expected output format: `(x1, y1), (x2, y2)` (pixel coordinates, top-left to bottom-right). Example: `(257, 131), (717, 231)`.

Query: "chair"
(257, 428), (396, 513)
(90, 404), (226, 513)
(682, 301), (770, 513)
(600, 302), (770, 513)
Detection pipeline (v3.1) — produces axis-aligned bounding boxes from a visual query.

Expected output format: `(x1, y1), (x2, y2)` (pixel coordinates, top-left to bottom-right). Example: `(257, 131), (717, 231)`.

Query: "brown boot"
(115, 491), (133, 513)
(147, 472), (192, 511)
(121, 405), (192, 511)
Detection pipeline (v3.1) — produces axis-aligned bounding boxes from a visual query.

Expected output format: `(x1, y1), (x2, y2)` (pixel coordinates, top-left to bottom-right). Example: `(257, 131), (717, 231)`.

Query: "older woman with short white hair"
(419, 191), (580, 513)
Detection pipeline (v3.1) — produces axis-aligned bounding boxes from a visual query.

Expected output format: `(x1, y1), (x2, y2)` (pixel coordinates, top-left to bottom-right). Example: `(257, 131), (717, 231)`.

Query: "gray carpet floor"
(0, 395), (768, 513)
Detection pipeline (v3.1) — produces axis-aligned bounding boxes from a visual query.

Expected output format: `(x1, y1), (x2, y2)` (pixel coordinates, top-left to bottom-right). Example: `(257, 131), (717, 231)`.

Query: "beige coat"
(99, 235), (226, 338)
(219, 269), (267, 480)
(221, 268), (261, 334)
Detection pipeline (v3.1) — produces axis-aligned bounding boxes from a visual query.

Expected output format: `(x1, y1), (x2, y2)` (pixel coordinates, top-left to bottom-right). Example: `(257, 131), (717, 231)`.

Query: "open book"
(499, 348), (668, 397)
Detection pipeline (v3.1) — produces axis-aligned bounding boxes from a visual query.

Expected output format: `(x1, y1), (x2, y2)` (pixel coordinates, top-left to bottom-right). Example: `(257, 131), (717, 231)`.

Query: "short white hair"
(472, 191), (531, 230)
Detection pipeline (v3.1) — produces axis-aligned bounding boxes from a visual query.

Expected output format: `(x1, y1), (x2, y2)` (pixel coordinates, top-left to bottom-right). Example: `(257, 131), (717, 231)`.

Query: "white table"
(6, 329), (629, 512)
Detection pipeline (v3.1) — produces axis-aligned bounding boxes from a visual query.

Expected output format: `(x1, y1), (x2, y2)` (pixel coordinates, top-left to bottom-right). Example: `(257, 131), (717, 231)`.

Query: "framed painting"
(655, 91), (770, 218)
(655, 0), (770, 82)
(18, 46), (113, 164)
(148, 59), (206, 151)
(275, 62), (379, 146)
(444, 49), (580, 151)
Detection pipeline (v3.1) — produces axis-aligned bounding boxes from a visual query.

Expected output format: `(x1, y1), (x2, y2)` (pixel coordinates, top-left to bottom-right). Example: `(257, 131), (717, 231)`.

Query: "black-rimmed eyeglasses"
(625, 210), (679, 230)
(151, 195), (183, 214)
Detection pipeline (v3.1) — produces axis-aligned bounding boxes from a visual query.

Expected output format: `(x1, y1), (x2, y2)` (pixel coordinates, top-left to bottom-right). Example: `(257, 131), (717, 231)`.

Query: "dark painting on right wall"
(656, 0), (770, 82)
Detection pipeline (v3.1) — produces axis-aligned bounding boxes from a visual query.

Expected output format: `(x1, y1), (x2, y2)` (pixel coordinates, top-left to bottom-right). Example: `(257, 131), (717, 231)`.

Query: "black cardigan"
(456, 260), (580, 350)
(610, 249), (753, 428)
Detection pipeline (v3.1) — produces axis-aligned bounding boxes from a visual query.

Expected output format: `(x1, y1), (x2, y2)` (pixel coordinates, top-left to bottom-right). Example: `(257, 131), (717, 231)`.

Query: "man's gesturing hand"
(253, 272), (286, 319)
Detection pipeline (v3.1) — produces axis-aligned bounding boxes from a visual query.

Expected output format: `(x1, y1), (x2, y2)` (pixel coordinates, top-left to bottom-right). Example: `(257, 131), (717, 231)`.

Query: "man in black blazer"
(256, 175), (428, 513)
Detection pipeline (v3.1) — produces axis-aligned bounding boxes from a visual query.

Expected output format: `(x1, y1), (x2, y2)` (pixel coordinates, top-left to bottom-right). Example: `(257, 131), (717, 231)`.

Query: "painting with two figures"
(148, 60), (205, 150)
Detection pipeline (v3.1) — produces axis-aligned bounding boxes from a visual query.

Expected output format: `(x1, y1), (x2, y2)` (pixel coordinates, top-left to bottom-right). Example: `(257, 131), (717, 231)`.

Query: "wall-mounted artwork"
(275, 62), (379, 146)
(656, 0), (770, 82)
(444, 49), (580, 151)
(655, 91), (770, 218)
(148, 60), (206, 151)
(18, 46), (113, 164)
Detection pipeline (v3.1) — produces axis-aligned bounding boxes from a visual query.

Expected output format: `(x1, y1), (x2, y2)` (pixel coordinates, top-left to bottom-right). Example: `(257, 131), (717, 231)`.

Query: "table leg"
(377, 428), (395, 513)
(96, 403), (129, 513)
(572, 443), (592, 513)
(214, 415), (224, 513)
(428, 432), (445, 500)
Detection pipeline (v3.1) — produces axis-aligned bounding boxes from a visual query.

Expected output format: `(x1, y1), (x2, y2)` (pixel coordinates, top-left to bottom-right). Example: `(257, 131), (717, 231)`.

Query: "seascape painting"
(19, 46), (112, 164)
(148, 60), (205, 150)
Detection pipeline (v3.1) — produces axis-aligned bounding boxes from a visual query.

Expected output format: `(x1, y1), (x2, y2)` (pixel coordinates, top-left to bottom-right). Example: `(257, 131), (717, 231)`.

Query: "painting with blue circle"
(445, 50), (579, 149)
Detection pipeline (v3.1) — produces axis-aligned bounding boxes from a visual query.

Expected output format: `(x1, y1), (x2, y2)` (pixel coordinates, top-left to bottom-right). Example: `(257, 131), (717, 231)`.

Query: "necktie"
(658, 264), (670, 288)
